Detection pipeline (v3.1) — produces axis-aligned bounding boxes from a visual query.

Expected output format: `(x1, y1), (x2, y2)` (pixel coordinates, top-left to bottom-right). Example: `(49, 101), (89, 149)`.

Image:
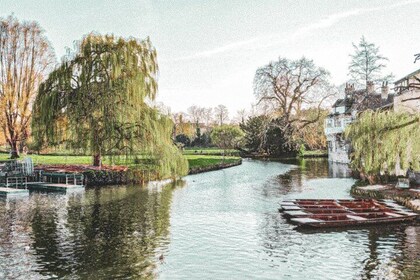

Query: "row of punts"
(279, 199), (418, 228)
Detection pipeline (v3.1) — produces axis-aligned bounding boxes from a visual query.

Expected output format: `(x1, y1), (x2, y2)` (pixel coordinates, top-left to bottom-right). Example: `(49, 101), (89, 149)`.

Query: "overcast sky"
(2, 0), (420, 116)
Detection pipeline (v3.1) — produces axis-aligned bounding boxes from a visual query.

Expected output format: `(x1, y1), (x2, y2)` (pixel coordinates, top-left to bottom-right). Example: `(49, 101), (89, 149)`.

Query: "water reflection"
(0, 180), (184, 279)
(1, 160), (419, 279)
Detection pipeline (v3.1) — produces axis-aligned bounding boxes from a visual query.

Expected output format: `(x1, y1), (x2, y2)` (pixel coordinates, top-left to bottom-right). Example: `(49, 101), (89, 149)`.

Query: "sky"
(2, 0), (420, 117)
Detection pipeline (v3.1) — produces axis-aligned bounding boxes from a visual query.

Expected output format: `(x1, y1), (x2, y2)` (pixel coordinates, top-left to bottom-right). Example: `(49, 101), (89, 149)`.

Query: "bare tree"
(233, 108), (248, 124)
(0, 15), (55, 158)
(348, 36), (393, 88)
(214, 104), (229, 126)
(254, 57), (334, 130)
(187, 105), (205, 125)
(202, 107), (213, 127)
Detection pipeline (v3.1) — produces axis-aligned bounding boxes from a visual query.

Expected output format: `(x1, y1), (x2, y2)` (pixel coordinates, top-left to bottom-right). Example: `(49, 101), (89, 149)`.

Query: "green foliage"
(32, 33), (188, 177)
(240, 116), (297, 156)
(298, 144), (306, 157)
(240, 115), (268, 153)
(210, 125), (244, 150)
(264, 118), (296, 156)
(175, 134), (191, 147)
(345, 110), (420, 183)
(185, 155), (240, 169)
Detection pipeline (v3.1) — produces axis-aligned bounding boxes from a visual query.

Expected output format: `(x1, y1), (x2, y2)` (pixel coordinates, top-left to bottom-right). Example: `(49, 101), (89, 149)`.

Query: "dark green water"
(0, 159), (419, 279)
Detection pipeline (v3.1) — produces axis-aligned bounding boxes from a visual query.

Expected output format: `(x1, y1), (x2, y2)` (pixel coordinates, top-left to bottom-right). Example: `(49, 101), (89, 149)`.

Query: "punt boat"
(279, 199), (418, 228)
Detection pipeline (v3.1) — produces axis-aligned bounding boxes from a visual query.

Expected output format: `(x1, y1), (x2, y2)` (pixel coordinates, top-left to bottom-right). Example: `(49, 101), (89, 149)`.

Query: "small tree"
(175, 134), (191, 148)
(211, 125), (244, 159)
(0, 16), (56, 158)
(348, 36), (393, 88)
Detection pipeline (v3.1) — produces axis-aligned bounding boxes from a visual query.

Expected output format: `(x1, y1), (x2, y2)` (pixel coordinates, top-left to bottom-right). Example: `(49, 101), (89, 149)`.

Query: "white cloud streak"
(167, 0), (420, 62)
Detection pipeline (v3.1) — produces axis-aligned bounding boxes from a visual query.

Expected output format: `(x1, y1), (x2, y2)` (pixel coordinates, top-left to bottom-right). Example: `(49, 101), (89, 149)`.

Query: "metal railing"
(6, 176), (27, 189)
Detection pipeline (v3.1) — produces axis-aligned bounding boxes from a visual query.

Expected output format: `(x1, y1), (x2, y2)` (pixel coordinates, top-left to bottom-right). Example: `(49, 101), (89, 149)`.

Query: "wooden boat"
(279, 199), (418, 228)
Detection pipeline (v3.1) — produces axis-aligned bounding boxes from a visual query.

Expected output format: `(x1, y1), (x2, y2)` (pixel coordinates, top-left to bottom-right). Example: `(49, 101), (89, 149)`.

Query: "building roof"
(395, 68), (420, 85)
(329, 88), (394, 117)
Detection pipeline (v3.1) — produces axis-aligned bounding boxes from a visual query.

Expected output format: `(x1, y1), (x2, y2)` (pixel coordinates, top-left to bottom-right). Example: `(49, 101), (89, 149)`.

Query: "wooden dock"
(26, 182), (84, 192)
(0, 187), (29, 197)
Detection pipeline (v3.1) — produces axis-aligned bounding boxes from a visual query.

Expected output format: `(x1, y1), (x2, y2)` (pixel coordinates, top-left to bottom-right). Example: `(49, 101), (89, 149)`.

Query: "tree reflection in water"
(0, 180), (185, 279)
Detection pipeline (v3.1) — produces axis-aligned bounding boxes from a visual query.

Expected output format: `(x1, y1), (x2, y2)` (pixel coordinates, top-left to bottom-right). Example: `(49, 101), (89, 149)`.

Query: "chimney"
(367, 81), (375, 95)
(381, 81), (389, 100)
(345, 83), (354, 99)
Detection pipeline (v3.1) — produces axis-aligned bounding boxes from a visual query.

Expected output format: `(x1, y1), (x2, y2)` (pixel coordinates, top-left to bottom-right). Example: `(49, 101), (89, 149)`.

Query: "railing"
(325, 116), (353, 135)
(42, 172), (84, 185)
(6, 176), (27, 189)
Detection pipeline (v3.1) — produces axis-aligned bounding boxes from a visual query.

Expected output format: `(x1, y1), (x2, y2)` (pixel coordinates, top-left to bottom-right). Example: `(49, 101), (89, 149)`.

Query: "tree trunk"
(93, 153), (102, 167)
(9, 140), (19, 159)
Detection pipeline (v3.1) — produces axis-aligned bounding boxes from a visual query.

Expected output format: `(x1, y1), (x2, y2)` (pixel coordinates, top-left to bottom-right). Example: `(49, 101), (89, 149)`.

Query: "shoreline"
(351, 183), (420, 212)
(34, 158), (243, 186)
(188, 159), (242, 175)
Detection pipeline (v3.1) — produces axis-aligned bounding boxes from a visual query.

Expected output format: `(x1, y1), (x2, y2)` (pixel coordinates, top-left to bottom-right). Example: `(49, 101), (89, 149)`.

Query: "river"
(0, 159), (419, 279)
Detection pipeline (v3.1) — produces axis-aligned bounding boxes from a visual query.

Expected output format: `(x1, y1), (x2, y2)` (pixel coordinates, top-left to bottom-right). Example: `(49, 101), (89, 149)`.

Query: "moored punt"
(290, 212), (417, 228)
(279, 199), (419, 228)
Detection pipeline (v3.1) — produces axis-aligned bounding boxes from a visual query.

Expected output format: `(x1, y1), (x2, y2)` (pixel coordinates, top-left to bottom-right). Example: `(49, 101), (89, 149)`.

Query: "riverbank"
(351, 183), (420, 212)
(0, 153), (242, 186)
(188, 157), (242, 174)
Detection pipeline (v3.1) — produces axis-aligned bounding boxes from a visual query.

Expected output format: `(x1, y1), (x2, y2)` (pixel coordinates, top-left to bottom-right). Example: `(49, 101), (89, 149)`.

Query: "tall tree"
(348, 36), (392, 88)
(254, 57), (334, 148)
(214, 104), (229, 126)
(0, 16), (56, 158)
(32, 34), (187, 177)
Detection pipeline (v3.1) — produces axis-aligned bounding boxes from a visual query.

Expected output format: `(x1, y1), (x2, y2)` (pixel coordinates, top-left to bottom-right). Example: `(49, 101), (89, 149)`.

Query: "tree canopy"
(253, 57), (334, 151)
(211, 125), (244, 150)
(32, 33), (187, 177)
(345, 110), (420, 184)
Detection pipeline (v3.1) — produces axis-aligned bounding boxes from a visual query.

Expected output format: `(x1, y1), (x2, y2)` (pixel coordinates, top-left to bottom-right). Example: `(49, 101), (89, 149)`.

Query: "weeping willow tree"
(32, 33), (188, 178)
(345, 110), (420, 184)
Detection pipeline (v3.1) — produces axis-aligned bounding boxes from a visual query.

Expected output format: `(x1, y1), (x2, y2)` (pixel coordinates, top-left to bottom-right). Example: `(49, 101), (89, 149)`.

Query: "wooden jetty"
(26, 182), (84, 192)
(1, 158), (85, 197)
(0, 187), (29, 197)
(279, 199), (418, 228)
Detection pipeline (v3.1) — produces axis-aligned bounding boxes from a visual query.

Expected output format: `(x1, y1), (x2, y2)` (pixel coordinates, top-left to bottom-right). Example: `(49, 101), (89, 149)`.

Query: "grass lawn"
(0, 152), (242, 171)
(182, 147), (240, 156)
(299, 150), (328, 158)
(184, 155), (240, 169)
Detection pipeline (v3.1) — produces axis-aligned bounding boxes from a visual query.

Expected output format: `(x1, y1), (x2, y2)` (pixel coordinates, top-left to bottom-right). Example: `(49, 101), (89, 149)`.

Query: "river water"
(0, 159), (419, 279)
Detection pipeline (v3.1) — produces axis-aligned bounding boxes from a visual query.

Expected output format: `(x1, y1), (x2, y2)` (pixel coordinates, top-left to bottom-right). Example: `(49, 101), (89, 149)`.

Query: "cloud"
(166, 0), (420, 62)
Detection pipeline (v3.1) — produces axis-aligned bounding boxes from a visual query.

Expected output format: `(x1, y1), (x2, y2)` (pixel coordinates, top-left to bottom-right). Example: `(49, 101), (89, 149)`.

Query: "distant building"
(325, 82), (393, 163)
(394, 68), (420, 113)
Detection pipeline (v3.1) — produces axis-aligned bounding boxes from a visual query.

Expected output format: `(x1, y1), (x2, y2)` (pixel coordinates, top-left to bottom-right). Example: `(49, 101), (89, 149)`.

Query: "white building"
(394, 69), (420, 113)
(325, 82), (393, 163)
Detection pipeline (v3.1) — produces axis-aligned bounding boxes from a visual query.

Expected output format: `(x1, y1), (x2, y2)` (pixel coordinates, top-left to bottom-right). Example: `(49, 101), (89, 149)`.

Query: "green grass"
(0, 153), (94, 165)
(299, 150), (328, 157)
(0, 152), (242, 171)
(184, 155), (240, 169)
(182, 148), (240, 156)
